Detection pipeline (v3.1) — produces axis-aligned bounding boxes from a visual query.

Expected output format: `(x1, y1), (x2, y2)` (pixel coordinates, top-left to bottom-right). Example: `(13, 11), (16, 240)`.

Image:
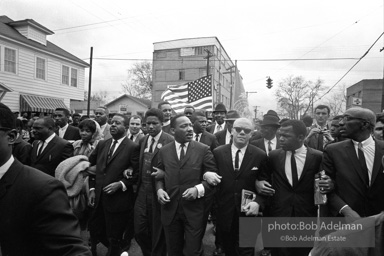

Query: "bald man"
(322, 107), (384, 220)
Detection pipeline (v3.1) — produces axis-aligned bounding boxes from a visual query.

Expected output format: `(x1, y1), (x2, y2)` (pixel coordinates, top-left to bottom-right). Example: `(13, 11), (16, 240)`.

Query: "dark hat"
(213, 103), (227, 113)
(0, 102), (16, 129)
(261, 110), (280, 127)
(224, 110), (240, 121)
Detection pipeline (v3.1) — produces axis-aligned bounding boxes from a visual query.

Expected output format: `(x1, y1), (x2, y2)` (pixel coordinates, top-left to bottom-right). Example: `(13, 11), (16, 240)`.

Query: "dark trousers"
(151, 196), (167, 256)
(163, 205), (205, 256)
(134, 192), (153, 256)
(220, 212), (255, 256)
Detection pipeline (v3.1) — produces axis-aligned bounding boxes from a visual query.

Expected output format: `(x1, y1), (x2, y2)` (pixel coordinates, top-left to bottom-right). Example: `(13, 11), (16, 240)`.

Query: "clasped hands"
(157, 187), (198, 205)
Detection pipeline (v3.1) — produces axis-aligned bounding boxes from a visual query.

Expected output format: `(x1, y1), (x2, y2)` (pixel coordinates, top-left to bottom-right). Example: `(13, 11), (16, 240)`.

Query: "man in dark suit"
(323, 107), (384, 220)
(158, 101), (172, 134)
(30, 117), (73, 176)
(88, 113), (140, 256)
(215, 110), (240, 146)
(213, 118), (268, 256)
(54, 107), (81, 141)
(95, 106), (112, 140)
(191, 111), (218, 152)
(251, 110), (281, 155)
(0, 102), (90, 256)
(133, 108), (174, 256)
(206, 103), (227, 134)
(258, 119), (332, 256)
(156, 114), (217, 256)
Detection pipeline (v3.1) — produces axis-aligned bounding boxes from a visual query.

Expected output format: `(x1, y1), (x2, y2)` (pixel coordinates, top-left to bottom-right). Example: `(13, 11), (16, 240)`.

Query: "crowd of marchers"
(1, 101), (384, 256)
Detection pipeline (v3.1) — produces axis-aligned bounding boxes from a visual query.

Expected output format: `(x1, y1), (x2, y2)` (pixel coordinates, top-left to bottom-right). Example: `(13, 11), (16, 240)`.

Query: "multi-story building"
(346, 79), (384, 113)
(152, 37), (246, 112)
(0, 16), (89, 115)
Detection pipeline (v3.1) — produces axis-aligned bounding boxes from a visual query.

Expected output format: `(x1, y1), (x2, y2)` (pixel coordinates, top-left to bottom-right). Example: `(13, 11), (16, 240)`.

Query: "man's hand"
(157, 189), (170, 205)
(203, 171), (222, 186)
(123, 168), (133, 179)
(256, 180), (275, 196)
(244, 202), (260, 216)
(88, 190), (95, 207)
(307, 127), (321, 138)
(341, 206), (361, 224)
(152, 167), (165, 180)
(318, 175), (334, 194)
(103, 182), (122, 195)
(323, 131), (333, 141)
(182, 187), (198, 200)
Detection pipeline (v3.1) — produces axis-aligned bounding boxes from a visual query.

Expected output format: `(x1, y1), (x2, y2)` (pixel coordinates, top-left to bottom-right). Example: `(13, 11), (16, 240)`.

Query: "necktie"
(179, 144), (185, 161)
(291, 150), (299, 187)
(37, 140), (45, 156)
(234, 149), (241, 171)
(268, 140), (272, 152)
(108, 140), (117, 159)
(217, 125), (222, 132)
(130, 135), (134, 141)
(149, 138), (155, 153)
(358, 143), (370, 186)
(195, 134), (199, 141)
(318, 132), (324, 150)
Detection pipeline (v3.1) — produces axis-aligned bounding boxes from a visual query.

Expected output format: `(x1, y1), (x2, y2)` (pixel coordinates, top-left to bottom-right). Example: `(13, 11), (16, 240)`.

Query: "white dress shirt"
(352, 136), (375, 185)
(213, 123), (224, 134)
(36, 133), (56, 155)
(231, 143), (247, 170)
(0, 155), (14, 180)
(193, 132), (202, 142)
(225, 130), (232, 144)
(264, 136), (277, 155)
(145, 130), (163, 152)
(58, 123), (69, 138)
(285, 145), (307, 186)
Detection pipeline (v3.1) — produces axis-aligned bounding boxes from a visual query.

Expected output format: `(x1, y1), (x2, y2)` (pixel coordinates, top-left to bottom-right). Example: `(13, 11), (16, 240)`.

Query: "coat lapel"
(236, 146), (254, 177)
(108, 137), (127, 164)
(179, 141), (194, 168)
(345, 140), (369, 185)
(279, 150), (291, 187)
(297, 148), (312, 185)
(37, 136), (57, 161)
(371, 141), (384, 185)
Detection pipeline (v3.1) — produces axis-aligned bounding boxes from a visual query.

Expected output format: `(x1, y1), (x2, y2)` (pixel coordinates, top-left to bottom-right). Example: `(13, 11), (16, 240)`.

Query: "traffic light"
(266, 77), (273, 89)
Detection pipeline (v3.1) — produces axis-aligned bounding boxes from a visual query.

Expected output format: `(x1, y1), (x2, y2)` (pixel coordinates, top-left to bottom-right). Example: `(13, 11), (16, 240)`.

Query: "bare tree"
(121, 61), (152, 100)
(325, 84), (346, 117)
(275, 75), (326, 119)
(84, 90), (109, 104)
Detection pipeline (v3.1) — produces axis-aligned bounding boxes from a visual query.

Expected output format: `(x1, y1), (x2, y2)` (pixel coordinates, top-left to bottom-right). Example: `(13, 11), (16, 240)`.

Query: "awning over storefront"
(20, 94), (67, 113)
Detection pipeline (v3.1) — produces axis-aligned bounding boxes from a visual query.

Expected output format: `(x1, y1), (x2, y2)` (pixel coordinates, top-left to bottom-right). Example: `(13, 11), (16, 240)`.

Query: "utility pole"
(223, 65), (235, 109)
(254, 106), (260, 119)
(87, 46), (93, 116)
(203, 49), (214, 75)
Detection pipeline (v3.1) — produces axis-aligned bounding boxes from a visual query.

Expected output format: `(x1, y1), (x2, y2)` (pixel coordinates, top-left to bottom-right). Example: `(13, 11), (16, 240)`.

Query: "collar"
(113, 136), (126, 144)
(60, 123), (69, 131)
(352, 136), (374, 148)
(264, 136), (277, 144)
(315, 122), (328, 130)
(231, 143), (248, 154)
(291, 144), (306, 154)
(150, 130), (162, 142)
(43, 133), (56, 144)
(163, 120), (170, 126)
(175, 141), (189, 149)
(0, 155), (14, 180)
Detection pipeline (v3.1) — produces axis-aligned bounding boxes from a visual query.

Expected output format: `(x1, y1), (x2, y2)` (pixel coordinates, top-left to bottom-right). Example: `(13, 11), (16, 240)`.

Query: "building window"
(179, 70), (185, 80)
(71, 68), (78, 87)
(62, 65), (69, 85)
(194, 46), (213, 55)
(4, 47), (16, 73)
(36, 57), (46, 80)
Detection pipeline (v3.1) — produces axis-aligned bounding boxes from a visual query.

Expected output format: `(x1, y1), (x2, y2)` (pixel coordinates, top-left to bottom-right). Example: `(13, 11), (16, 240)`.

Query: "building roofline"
(105, 94), (151, 108)
(8, 19), (54, 35)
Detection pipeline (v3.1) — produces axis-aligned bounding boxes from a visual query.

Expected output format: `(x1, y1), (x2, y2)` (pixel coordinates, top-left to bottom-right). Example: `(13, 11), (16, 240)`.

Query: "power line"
(316, 31), (384, 102)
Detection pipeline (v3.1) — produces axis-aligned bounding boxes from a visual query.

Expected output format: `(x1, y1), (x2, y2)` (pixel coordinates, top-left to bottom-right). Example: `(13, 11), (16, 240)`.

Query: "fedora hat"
(224, 110), (240, 121)
(261, 110), (280, 127)
(213, 103), (227, 113)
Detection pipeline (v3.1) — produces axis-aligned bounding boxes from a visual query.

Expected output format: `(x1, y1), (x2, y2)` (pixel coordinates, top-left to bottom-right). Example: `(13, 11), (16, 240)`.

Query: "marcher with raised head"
(213, 118), (267, 256)
(127, 115), (145, 144)
(30, 117), (74, 176)
(94, 106), (112, 140)
(323, 107), (384, 220)
(258, 119), (332, 256)
(158, 101), (173, 134)
(206, 103), (227, 134)
(215, 110), (240, 146)
(134, 108), (174, 256)
(0, 102), (91, 256)
(54, 107), (81, 141)
(156, 114), (217, 256)
(305, 105), (333, 151)
(88, 113), (140, 256)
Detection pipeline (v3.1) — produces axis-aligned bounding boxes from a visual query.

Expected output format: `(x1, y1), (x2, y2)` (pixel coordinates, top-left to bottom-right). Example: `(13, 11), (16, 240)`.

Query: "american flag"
(161, 75), (212, 113)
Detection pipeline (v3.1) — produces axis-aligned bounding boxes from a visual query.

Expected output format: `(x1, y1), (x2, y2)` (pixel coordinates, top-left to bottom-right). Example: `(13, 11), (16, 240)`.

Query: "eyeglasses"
(342, 116), (367, 122)
(234, 127), (252, 134)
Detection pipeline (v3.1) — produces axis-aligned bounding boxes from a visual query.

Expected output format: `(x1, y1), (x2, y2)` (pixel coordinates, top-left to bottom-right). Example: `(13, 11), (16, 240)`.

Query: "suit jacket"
(162, 124), (171, 135)
(260, 147), (323, 217)
(101, 123), (112, 140)
(215, 129), (230, 146)
(322, 139), (384, 217)
(137, 132), (174, 192)
(89, 137), (140, 212)
(213, 144), (268, 232)
(0, 159), (90, 256)
(129, 133), (145, 144)
(206, 123), (227, 134)
(156, 140), (217, 226)
(30, 135), (74, 176)
(12, 135), (32, 165)
(63, 125), (81, 141)
(199, 131), (219, 152)
(250, 137), (281, 153)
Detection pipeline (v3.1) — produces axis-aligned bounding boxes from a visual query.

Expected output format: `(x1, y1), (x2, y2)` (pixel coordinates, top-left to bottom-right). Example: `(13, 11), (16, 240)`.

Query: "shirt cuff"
(339, 205), (349, 215)
(120, 181), (127, 192)
(89, 188), (95, 192)
(195, 184), (205, 198)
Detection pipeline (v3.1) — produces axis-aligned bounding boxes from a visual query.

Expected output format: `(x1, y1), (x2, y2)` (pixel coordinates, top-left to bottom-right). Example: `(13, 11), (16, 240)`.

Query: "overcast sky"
(2, 0), (383, 116)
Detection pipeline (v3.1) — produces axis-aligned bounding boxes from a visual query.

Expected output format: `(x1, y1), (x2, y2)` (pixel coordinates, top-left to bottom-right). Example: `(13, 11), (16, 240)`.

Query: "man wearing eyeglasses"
(322, 107), (384, 221)
(213, 118), (268, 256)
